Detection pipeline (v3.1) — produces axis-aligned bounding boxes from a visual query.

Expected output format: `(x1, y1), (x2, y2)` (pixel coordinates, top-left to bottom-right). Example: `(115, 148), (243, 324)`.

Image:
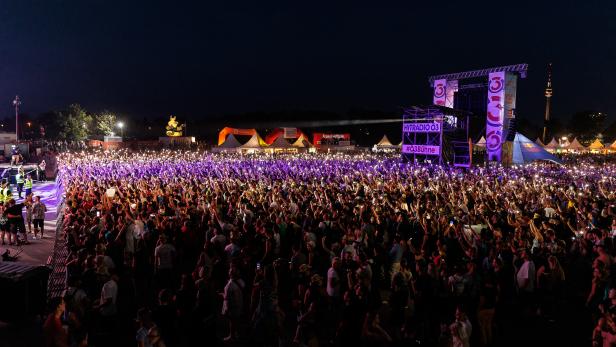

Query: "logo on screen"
(434, 83), (446, 98)
(489, 76), (504, 93)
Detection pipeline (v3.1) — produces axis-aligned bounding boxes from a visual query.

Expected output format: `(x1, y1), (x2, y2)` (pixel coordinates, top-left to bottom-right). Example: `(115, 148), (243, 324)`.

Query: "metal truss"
(428, 64), (528, 86)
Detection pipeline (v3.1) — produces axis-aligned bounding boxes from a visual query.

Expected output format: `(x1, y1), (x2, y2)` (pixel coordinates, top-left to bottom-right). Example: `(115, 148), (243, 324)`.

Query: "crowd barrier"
(46, 176), (67, 302)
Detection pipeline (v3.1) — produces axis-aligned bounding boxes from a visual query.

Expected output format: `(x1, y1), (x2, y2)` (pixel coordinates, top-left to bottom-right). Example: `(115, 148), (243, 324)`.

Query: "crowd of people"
(45, 149), (616, 346)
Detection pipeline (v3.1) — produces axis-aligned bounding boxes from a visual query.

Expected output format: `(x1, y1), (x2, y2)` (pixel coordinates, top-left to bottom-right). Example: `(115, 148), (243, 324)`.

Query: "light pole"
(13, 96), (20, 142)
(26, 122), (31, 140)
(117, 121), (124, 138)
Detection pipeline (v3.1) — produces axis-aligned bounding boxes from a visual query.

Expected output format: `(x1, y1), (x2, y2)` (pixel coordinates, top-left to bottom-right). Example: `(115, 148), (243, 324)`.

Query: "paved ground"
(0, 180), (60, 265)
(0, 180), (61, 347)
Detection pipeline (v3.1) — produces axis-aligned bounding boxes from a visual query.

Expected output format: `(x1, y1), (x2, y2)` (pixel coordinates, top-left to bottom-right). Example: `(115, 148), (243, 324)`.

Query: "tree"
(56, 104), (92, 141)
(95, 112), (117, 136)
(36, 111), (59, 140)
(567, 111), (607, 141)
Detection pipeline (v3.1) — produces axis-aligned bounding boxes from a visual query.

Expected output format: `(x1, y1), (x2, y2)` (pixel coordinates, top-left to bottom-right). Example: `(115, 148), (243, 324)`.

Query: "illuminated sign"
(486, 71), (505, 161)
(433, 79), (447, 106)
(321, 134), (347, 139)
(403, 122), (442, 133)
(402, 144), (440, 155)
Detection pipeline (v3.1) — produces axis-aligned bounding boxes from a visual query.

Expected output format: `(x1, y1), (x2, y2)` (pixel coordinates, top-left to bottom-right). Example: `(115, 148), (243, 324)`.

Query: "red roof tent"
(313, 133), (351, 147)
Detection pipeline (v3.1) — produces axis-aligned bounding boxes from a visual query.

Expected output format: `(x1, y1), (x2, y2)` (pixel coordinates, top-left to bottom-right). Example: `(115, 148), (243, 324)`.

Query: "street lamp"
(117, 121), (124, 137)
(12, 96), (20, 142)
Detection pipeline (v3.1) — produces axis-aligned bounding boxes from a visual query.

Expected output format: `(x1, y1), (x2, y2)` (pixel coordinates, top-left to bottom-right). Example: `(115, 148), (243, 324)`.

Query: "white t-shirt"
(134, 220), (145, 238)
(451, 318), (472, 347)
(516, 260), (536, 292)
(327, 267), (340, 298)
(210, 233), (227, 245)
(100, 279), (118, 317)
(225, 243), (241, 258)
(222, 278), (245, 317)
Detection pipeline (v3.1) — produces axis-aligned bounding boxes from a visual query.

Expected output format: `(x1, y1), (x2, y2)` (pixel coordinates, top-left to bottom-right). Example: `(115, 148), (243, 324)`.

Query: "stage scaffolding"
(401, 105), (472, 167)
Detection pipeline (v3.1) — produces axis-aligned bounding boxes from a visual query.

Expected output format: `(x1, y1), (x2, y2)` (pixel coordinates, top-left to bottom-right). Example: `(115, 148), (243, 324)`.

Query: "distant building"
(0, 132), (17, 144)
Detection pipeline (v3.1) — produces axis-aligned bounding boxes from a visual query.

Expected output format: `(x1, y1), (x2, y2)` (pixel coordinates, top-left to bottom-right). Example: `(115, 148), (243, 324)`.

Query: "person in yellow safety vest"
(0, 180), (11, 204)
(15, 168), (24, 199)
(25, 174), (33, 198)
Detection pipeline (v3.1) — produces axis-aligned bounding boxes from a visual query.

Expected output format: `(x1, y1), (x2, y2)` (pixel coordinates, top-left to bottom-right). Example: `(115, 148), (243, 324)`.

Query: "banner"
(502, 73), (518, 141)
(402, 144), (440, 155)
(445, 80), (458, 108)
(403, 122), (441, 133)
(283, 128), (297, 139)
(433, 79), (447, 106)
(486, 72), (505, 161)
(504, 73), (517, 119)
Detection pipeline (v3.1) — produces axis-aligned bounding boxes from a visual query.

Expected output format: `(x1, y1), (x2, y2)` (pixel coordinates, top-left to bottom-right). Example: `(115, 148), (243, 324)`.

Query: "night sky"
(0, 1), (615, 127)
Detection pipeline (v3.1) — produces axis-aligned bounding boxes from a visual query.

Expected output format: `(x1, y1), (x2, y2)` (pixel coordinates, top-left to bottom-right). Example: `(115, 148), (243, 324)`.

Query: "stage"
(0, 180), (61, 266)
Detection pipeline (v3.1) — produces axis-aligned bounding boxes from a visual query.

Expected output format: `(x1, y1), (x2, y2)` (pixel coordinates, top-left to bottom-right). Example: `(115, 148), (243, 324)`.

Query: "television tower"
(542, 63), (553, 144)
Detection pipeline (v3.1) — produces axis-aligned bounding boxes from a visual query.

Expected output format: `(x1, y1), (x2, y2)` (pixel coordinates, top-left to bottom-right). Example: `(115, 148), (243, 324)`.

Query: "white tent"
(269, 136), (293, 148)
(560, 138), (571, 149)
(544, 138), (560, 152)
(373, 135), (398, 152)
(219, 134), (241, 147)
(566, 137), (587, 152)
(474, 136), (486, 148)
(535, 138), (545, 147)
(240, 133), (267, 152)
(212, 134), (242, 152)
(376, 135), (393, 146)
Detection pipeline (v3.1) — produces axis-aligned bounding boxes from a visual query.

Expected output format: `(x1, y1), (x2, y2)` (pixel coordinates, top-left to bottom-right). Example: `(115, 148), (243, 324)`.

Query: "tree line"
(2, 104), (612, 144)
(1, 104), (117, 141)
